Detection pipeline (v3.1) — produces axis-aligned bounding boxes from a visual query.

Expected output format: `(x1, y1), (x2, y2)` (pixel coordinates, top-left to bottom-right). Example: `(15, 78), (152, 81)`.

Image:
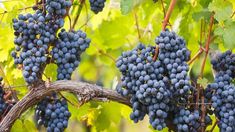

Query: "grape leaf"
(192, 10), (211, 22)
(208, 0), (233, 22)
(214, 20), (235, 49)
(120, 0), (134, 15)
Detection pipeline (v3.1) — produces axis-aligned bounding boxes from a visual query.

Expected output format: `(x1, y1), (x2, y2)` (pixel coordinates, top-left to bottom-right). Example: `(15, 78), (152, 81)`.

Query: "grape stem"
(153, 0), (177, 61)
(200, 13), (214, 77)
(72, 0), (86, 29)
(160, 0), (166, 18)
(162, 0), (177, 30)
(134, 12), (141, 40)
(153, 46), (159, 61)
(199, 13), (214, 132)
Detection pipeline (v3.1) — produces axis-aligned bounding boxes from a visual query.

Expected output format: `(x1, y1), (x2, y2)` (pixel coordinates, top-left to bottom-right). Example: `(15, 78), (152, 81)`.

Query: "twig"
(68, 15), (72, 31)
(195, 84), (200, 110)
(0, 6), (36, 15)
(42, 0), (46, 14)
(200, 13), (214, 77)
(188, 48), (203, 65)
(200, 19), (204, 45)
(231, 11), (235, 18)
(3, 91), (12, 100)
(72, 0), (85, 29)
(3, 85), (28, 90)
(134, 12), (141, 40)
(79, 16), (94, 29)
(160, 0), (166, 17)
(200, 91), (206, 132)
(162, 0), (177, 30)
(153, 46), (159, 61)
(98, 50), (116, 63)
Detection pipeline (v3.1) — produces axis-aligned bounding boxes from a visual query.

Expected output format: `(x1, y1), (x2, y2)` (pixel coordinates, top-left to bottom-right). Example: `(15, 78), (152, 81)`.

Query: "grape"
(51, 29), (90, 80)
(206, 51), (235, 132)
(35, 97), (71, 132)
(116, 43), (172, 130)
(89, 0), (106, 14)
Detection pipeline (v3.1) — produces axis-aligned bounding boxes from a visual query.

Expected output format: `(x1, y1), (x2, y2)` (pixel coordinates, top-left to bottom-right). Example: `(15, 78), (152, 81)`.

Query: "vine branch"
(0, 80), (130, 131)
(200, 13), (214, 77)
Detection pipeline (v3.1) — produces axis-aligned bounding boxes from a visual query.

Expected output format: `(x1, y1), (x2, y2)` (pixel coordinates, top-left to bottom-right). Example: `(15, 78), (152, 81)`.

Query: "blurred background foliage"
(0, 0), (235, 131)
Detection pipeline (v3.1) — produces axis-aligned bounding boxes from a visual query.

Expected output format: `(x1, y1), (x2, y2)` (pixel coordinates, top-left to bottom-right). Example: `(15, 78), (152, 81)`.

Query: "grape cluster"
(116, 29), (201, 130)
(206, 50), (235, 132)
(155, 29), (192, 103)
(51, 29), (90, 80)
(11, 0), (71, 84)
(116, 44), (172, 130)
(46, 0), (72, 18)
(0, 77), (7, 116)
(173, 109), (200, 132)
(36, 97), (71, 132)
(173, 108), (212, 132)
(210, 50), (235, 78)
(89, 0), (106, 14)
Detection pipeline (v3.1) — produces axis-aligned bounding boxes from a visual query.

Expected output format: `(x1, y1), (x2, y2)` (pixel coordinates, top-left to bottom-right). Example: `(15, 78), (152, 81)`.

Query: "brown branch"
(188, 48), (203, 65)
(0, 80), (130, 131)
(162, 0), (177, 30)
(200, 13), (214, 77)
(200, 91), (206, 132)
(72, 0), (85, 29)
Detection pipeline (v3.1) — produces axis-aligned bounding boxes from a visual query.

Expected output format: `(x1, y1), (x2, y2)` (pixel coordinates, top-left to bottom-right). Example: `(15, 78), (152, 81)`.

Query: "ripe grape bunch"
(89, 0), (106, 14)
(35, 97), (71, 132)
(116, 44), (172, 130)
(116, 29), (208, 131)
(51, 29), (91, 80)
(11, 0), (71, 84)
(206, 50), (235, 132)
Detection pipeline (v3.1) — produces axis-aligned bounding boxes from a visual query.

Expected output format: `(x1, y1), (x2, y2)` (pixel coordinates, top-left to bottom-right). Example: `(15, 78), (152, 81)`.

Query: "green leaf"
(199, 0), (212, 8)
(208, 0), (233, 22)
(120, 0), (144, 15)
(214, 20), (235, 49)
(23, 120), (37, 132)
(120, 0), (134, 15)
(198, 78), (208, 88)
(44, 64), (58, 81)
(192, 10), (211, 22)
(11, 120), (24, 132)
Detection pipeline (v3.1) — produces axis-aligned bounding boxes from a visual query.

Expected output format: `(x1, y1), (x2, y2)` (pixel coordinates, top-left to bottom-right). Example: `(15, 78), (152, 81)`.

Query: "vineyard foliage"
(0, 0), (235, 131)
